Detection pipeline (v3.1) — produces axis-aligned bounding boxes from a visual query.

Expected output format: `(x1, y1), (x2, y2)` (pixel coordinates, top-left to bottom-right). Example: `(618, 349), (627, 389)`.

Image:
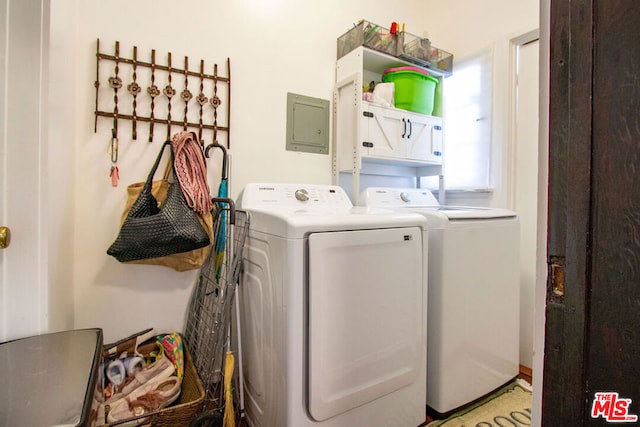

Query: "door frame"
(506, 29), (540, 210)
(542, 0), (593, 423)
(534, 1), (550, 424)
(0, 0), (51, 341)
(504, 27), (545, 425)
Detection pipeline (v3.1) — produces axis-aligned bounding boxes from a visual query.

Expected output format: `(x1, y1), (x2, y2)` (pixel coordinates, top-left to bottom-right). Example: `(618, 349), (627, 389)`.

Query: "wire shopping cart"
(183, 198), (249, 427)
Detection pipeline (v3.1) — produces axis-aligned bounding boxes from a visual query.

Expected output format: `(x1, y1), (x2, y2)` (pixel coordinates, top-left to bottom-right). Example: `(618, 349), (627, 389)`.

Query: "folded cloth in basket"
(96, 355), (177, 426)
(106, 375), (182, 426)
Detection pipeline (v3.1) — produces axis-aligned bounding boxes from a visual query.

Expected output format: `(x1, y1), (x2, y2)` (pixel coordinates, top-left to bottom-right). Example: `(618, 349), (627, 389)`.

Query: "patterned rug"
(427, 379), (532, 427)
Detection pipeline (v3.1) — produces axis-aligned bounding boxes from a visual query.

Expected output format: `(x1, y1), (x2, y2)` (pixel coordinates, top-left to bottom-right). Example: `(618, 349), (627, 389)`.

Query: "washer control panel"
(239, 183), (353, 210)
(360, 187), (440, 208)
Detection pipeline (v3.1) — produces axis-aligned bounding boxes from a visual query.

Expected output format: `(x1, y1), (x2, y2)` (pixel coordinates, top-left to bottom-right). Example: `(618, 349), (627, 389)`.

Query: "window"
(423, 48), (493, 189)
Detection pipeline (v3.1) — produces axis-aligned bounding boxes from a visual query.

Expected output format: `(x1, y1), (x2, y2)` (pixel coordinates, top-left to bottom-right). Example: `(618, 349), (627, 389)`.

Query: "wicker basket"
(106, 341), (205, 427)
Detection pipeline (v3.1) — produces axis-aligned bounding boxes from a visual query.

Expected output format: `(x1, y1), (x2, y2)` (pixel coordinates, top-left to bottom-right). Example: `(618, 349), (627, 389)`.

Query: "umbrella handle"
(204, 141), (229, 180)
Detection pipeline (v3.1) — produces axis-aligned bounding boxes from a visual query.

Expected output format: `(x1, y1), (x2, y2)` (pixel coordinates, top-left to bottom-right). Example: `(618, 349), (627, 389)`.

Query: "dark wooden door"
(544, 1), (640, 424)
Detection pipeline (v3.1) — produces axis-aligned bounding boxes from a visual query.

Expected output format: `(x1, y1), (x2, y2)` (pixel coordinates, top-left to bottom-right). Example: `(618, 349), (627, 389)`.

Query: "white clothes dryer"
(237, 183), (428, 427)
(360, 187), (520, 416)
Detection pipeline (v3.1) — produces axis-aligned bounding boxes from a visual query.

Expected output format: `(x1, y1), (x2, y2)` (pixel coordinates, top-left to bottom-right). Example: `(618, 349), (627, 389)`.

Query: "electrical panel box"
(286, 92), (330, 155)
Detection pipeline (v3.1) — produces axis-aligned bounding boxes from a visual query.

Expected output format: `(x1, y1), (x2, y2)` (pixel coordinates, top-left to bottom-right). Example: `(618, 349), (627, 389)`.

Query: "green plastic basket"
(382, 66), (438, 115)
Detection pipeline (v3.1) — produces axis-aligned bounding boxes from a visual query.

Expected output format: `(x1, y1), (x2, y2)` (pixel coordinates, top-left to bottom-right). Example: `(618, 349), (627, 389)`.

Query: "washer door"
(307, 227), (424, 421)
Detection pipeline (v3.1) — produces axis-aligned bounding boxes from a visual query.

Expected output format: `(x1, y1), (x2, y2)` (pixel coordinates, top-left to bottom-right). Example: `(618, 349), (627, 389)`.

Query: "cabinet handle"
(407, 119), (412, 138)
(401, 118), (406, 138)
(363, 111), (374, 118)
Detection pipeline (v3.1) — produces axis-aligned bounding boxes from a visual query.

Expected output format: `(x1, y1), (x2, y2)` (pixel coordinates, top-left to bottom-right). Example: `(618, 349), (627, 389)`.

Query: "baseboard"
(518, 364), (532, 384)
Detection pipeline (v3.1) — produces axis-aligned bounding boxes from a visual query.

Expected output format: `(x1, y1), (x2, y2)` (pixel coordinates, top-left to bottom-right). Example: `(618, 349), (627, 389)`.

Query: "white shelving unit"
(333, 46), (447, 204)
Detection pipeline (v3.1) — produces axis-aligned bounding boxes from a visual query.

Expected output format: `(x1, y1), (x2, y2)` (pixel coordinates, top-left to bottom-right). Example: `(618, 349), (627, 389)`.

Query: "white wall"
(422, 0), (539, 209)
(48, 0), (542, 349)
(49, 0), (426, 342)
(421, 1), (538, 58)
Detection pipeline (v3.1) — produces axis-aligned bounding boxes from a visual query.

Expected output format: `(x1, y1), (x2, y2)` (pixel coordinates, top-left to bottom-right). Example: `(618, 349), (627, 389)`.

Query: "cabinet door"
(362, 104), (406, 160)
(405, 114), (443, 164)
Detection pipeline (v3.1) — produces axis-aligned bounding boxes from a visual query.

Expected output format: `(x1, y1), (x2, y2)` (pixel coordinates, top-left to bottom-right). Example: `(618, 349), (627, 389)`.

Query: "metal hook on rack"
(110, 128), (120, 187)
(111, 129), (119, 163)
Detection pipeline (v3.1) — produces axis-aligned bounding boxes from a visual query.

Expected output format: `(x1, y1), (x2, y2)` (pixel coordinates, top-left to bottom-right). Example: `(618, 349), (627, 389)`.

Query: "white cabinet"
(362, 103), (443, 163)
(333, 46), (447, 203)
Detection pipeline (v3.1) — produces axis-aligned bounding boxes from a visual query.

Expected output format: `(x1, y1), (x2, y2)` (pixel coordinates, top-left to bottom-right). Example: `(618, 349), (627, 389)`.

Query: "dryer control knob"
(400, 192), (411, 203)
(295, 188), (309, 201)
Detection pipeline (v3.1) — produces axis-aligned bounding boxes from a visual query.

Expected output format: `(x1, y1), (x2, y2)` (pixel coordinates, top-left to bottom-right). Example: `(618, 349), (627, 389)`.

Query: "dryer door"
(307, 226), (424, 421)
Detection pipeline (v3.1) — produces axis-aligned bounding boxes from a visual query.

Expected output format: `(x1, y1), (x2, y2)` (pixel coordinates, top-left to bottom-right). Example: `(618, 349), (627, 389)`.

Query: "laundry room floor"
(422, 365), (533, 425)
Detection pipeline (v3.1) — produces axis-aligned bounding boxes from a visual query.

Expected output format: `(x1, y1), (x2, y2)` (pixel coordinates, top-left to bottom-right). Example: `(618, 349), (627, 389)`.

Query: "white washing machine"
(360, 187), (520, 416)
(237, 183), (428, 427)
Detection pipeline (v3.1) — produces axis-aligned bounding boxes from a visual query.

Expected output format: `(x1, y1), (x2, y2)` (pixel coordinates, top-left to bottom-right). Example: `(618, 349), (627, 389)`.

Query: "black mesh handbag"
(107, 141), (211, 262)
